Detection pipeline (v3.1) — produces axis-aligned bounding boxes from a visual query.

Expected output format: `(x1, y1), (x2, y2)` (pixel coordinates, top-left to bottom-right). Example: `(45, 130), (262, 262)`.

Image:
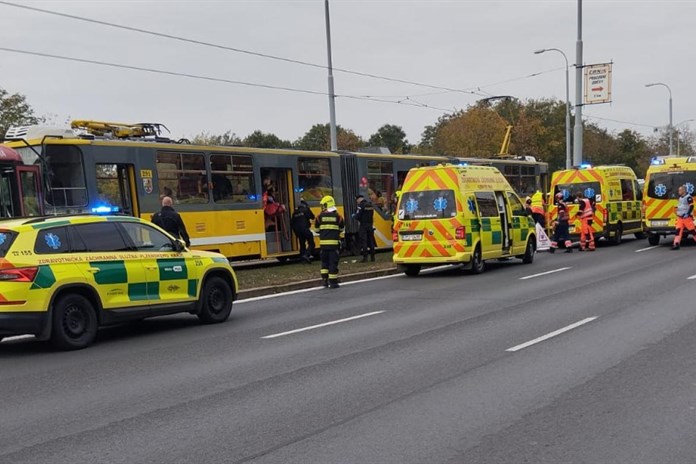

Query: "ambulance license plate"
(651, 220), (668, 227)
(402, 233), (423, 241)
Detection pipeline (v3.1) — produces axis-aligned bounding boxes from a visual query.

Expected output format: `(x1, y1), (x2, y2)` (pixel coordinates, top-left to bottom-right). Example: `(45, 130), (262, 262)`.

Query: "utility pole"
(324, 0), (338, 151)
(573, 0), (584, 166)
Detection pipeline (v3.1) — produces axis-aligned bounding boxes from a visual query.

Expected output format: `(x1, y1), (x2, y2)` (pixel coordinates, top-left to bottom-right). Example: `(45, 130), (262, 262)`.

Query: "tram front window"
(44, 145), (88, 208)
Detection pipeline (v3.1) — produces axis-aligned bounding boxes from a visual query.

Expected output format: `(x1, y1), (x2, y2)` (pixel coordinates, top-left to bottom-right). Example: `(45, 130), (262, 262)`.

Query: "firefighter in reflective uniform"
(575, 191), (595, 251)
(549, 192), (573, 253)
(672, 185), (695, 250)
(315, 195), (345, 288)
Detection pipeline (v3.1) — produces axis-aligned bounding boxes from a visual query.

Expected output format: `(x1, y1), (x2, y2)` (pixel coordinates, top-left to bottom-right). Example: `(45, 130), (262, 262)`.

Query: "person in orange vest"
(549, 192), (573, 253)
(575, 191), (596, 251)
(672, 185), (695, 250)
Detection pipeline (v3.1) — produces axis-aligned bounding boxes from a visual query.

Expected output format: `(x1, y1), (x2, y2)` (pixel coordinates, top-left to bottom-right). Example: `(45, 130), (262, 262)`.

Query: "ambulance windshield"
(554, 182), (601, 202)
(398, 190), (456, 220)
(647, 172), (696, 199)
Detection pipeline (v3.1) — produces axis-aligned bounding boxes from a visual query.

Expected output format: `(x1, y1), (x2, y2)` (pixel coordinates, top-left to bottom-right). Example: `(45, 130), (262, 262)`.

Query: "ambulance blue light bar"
(650, 157), (666, 165)
(91, 205), (121, 214)
(579, 163), (592, 169)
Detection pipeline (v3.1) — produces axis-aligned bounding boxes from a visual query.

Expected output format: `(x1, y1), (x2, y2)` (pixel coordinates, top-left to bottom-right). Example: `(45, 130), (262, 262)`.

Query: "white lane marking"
(0, 334), (35, 343)
(635, 246), (659, 253)
(261, 311), (385, 339)
(519, 267), (571, 280)
(236, 274), (401, 303)
(687, 274), (696, 280)
(506, 317), (598, 352)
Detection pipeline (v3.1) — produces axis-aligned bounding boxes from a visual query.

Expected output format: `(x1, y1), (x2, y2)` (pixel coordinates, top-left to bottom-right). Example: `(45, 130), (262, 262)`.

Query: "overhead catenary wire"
(583, 113), (658, 129)
(0, 46), (456, 113)
(0, 0), (564, 100)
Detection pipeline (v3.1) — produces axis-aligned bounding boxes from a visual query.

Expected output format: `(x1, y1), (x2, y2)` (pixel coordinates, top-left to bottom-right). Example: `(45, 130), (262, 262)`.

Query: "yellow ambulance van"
(642, 157), (696, 245)
(549, 165), (643, 245)
(392, 164), (536, 276)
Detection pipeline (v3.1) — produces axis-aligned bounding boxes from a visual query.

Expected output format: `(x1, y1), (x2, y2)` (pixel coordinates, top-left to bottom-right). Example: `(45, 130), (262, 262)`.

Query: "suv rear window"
(0, 230), (18, 257)
(35, 227), (69, 254)
(398, 190), (456, 220)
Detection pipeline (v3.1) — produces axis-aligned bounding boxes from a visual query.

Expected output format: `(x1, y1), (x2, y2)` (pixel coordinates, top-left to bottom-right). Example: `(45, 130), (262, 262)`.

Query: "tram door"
(95, 163), (139, 216)
(260, 168), (295, 255)
(0, 164), (43, 218)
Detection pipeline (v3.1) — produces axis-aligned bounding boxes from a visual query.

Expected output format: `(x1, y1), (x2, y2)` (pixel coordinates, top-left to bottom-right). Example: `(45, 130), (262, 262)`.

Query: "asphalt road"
(2, 235), (696, 463)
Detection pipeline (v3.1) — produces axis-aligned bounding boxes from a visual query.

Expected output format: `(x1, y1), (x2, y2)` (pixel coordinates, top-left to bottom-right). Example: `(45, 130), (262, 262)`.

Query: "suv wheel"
(198, 276), (233, 324)
(51, 294), (98, 350)
(522, 239), (535, 264)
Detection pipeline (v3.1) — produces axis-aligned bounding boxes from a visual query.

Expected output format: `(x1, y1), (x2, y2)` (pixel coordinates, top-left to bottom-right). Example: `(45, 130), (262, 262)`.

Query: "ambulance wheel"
(648, 234), (661, 246)
(522, 239), (535, 264)
(51, 294), (98, 350)
(198, 276), (233, 324)
(470, 245), (485, 274)
(404, 264), (421, 277)
(610, 223), (623, 245)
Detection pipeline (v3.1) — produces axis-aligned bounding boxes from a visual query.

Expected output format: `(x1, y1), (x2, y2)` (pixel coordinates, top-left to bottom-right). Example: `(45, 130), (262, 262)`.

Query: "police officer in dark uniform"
(352, 194), (375, 262)
(315, 195), (345, 288)
(151, 196), (191, 247)
(291, 198), (316, 262)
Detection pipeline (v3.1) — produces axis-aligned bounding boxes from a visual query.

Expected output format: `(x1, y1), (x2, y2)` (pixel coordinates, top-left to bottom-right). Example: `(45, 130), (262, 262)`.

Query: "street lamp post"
(324, 0), (338, 151)
(645, 82), (673, 156)
(535, 48), (571, 169)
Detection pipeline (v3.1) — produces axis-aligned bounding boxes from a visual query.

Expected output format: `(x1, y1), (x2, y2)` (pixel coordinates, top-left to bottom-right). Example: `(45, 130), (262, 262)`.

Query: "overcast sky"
(1, 0), (694, 147)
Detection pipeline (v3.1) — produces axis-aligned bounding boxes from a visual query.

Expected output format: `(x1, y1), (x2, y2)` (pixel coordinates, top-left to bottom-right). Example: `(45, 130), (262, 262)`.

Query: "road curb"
(237, 267), (402, 299)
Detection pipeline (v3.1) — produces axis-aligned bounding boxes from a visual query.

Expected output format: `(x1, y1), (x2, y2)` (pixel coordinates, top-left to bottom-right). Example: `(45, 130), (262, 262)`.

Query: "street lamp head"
(534, 49), (546, 54)
(645, 83), (658, 88)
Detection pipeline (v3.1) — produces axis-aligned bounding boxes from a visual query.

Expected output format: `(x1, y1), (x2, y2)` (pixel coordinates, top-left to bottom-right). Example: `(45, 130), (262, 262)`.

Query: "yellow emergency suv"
(0, 214), (237, 349)
(642, 156), (696, 245)
(393, 164), (536, 276)
(549, 165), (643, 244)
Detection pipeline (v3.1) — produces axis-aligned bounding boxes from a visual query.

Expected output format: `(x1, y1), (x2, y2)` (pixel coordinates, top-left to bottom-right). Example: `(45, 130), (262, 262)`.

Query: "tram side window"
(156, 152), (208, 204)
(298, 157), (332, 202)
(45, 145), (88, 207)
(367, 160), (394, 212)
(520, 166), (536, 196)
(210, 154), (256, 203)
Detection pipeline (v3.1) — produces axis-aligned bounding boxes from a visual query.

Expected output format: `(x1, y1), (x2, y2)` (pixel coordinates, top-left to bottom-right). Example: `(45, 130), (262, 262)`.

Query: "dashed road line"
(262, 311), (386, 339)
(519, 267), (571, 280)
(506, 317), (598, 352)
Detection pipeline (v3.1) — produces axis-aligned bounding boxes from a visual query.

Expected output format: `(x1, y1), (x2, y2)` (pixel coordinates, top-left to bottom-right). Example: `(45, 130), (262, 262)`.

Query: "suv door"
(118, 221), (197, 308)
(71, 221), (149, 312)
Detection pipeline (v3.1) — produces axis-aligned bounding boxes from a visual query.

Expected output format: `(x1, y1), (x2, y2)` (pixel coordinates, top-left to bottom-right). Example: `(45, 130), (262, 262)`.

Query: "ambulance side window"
(475, 192), (498, 217)
(506, 192), (526, 216)
(620, 179), (634, 201)
(633, 180), (643, 201)
(34, 227), (69, 254)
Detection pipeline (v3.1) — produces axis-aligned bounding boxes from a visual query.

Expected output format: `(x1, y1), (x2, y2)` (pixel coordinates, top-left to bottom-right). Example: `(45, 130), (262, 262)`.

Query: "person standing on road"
(549, 192), (572, 253)
(672, 185), (695, 250)
(291, 198), (316, 263)
(315, 195), (345, 288)
(529, 189), (546, 227)
(575, 191), (596, 251)
(151, 196), (191, 247)
(352, 194), (375, 262)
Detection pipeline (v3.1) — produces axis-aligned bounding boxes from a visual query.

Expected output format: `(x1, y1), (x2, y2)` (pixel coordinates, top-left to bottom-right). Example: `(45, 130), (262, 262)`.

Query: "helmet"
(320, 195), (336, 209)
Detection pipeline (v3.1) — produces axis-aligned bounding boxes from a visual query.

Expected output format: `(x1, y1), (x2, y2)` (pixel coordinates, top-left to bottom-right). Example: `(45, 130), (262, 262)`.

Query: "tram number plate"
(651, 220), (668, 227)
(401, 233), (423, 241)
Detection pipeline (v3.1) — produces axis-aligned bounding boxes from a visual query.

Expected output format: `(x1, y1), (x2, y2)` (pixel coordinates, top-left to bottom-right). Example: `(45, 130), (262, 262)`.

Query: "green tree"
(0, 87), (40, 137)
(294, 123), (364, 151)
(242, 130), (292, 149)
(368, 124), (410, 153)
(190, 130), (241, 146)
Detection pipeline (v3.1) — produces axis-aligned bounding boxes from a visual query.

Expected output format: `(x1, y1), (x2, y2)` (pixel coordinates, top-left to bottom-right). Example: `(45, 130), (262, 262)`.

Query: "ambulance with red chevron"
(392, 164), (537, 276)
(549, 164), (643, 244)
(642, 156), (696, 245)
